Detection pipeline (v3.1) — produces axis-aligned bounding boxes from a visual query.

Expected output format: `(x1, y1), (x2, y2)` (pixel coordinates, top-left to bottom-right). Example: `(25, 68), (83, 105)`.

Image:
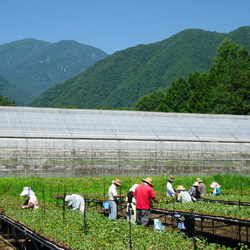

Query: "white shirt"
(108, 184), (118, 200)
(29, 194), (39, 209)
(167, 181), (176, 196)
(177, 191), (192, 203)
(72, 195), (85, 212)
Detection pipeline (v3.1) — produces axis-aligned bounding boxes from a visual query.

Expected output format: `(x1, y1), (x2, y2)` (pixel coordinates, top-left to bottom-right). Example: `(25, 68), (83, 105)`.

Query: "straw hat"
(168, 176), (175, 182)
(193, 181), (199, 187)
(142, 177), (153, 187)
(113, 179), (121, 186)
(176, 185), (186, 191)
(196, 178), (203, 183)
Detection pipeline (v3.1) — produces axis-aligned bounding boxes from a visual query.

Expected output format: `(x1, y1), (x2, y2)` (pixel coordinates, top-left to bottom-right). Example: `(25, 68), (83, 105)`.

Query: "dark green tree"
(209, 40), (250, 114)
(136, 90), (165, 111)
(136, 39), (250, 115)
(0, 95), (16, 106)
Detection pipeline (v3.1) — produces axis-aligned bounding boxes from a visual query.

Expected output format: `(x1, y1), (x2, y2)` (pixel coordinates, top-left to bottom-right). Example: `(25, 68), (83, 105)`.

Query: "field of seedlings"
(0, 174), (250, 249)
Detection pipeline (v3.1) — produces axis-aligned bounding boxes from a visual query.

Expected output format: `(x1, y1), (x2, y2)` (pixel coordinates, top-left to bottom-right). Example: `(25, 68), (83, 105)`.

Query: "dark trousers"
(136, 209), (150, 226)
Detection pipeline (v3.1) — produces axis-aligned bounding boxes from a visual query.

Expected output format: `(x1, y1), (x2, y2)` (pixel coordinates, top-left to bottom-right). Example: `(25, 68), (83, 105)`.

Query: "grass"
(1, 174), (250, 202)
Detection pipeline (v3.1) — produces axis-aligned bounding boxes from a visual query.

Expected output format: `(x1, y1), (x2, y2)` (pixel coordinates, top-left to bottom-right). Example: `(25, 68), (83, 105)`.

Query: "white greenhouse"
(0, 106), (250, 177)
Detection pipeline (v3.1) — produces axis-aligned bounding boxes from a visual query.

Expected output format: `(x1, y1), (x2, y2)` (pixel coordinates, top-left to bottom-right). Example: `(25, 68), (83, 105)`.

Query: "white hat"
(20, 187), (32, 196)
(129, 184), (139, 192)
(65, 195), (74, 206)
(210, 182), (221, 188)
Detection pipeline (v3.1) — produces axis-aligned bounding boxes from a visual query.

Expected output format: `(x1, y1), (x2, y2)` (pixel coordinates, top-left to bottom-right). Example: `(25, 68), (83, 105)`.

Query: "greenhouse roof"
(0, 106), (250, 142)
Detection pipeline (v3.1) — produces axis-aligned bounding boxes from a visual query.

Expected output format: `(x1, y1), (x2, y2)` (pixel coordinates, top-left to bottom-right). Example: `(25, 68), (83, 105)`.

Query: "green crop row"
(0, 175), (250, 249)
(0, 196), (245, 250)
(0, 173), (250, 198)
(154, 200), (250, 220)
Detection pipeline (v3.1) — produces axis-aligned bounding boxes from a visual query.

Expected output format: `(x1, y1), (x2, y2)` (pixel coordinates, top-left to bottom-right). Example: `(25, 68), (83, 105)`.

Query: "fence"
(0, 137), (249, 177)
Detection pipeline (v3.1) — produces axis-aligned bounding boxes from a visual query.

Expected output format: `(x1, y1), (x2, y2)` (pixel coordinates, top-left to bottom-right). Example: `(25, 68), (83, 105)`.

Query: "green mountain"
(29, 26), (250, 109)
(0, 75), (33, 106)
(135, 39), (250, 115)
(0, 39), (108, 103)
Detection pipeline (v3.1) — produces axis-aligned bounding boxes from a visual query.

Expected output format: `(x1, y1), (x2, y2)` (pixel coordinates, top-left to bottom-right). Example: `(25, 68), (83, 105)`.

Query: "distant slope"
(29, 26), (250, 109)
(0, 75), (33, 106)
(0, 39), (108, 101)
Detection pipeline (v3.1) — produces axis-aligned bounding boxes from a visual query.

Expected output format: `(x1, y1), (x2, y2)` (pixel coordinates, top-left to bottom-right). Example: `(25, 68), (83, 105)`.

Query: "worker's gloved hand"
(22, 205), (25, 209)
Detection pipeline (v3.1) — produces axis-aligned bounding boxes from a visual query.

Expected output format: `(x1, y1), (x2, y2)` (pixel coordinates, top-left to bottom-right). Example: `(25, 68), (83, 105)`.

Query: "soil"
(149, 211), (250, 249)
(0, 236), (17, 250)
(110, 205), (250, 248)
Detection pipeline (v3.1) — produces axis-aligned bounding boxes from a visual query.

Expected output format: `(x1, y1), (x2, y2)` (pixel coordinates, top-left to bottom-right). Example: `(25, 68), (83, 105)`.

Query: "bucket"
(103, 201), (109, 209)
(177, 221), (186, 230)
(154, 219), (165, 232)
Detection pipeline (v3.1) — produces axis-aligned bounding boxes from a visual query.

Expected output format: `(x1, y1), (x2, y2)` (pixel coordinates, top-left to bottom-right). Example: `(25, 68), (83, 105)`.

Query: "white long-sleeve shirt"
(108, 184), (118, 201)
(167, 181), (176, 196)
(71, 195), (85, 212)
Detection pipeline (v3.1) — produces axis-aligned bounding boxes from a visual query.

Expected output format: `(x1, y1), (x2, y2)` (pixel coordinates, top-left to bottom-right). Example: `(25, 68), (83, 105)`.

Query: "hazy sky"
(1, 1), (250, 54)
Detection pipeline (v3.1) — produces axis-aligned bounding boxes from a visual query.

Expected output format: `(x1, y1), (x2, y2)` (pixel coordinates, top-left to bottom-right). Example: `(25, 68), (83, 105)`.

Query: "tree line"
(136, 39), (250, 115)
(0, 95), (16, 106)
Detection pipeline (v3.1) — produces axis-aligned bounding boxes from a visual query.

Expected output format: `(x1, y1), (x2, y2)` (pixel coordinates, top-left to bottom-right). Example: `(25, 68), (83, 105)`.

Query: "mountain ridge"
(0, 75), (34, 106)
(29, 27), (250, 109)
(0, 39), (109, 104)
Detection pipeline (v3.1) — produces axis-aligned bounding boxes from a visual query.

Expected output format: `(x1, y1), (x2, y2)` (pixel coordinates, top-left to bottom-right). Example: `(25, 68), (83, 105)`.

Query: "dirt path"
(0, 236), (16, 250)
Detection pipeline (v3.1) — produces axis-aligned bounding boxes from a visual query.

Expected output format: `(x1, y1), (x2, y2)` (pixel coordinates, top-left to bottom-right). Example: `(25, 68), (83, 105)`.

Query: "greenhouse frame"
(0, 106), (250, 177)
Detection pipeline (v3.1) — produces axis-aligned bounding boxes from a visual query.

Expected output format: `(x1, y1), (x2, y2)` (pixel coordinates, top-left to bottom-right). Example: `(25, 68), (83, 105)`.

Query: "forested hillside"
(0, 75), (33, 106)
(136, 39), (250, 115)
(0, 95), (16, 106)
(0, 77), (16, 106)
(29, 26), (250, 109)
(0, 39), (108, 104)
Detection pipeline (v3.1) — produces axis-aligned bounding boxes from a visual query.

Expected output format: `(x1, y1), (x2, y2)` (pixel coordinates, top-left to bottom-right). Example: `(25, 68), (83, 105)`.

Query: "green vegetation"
(136, 39), (250, 115)
(0, 75), (30, 106)
(0, 174), (249, 199)
(2, 198), (225, 250)
(0, 39), (108, 105)
(157, 199), (250, 220)
(0, 94), (16, 106)
(29, 27), (250, 109)
(1, 174), (249, 249)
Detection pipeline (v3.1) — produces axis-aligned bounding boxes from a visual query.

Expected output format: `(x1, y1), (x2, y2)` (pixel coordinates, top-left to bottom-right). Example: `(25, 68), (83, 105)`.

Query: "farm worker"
(167, 176), (176, 197)
(176, 185), (192, 203)
(210, 182), (221, 195)
(196, 178), (206, 196)
(20, 187), (39, 210)
(126, 184), (139, 223)
(133, 177), (160, 226)
(108, 179), (124, 219)
(65, 194), (85, 212)
(188, 182), (200, 201)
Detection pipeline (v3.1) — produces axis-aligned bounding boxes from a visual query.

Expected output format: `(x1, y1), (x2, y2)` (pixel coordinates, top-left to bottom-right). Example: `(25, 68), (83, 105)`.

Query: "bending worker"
(211, 182), (221, 195)
(176, 185), (192, 203)
(65, 194), (85, 212)
(20, 187), (39, 210)
(188, 182), (200, 201)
